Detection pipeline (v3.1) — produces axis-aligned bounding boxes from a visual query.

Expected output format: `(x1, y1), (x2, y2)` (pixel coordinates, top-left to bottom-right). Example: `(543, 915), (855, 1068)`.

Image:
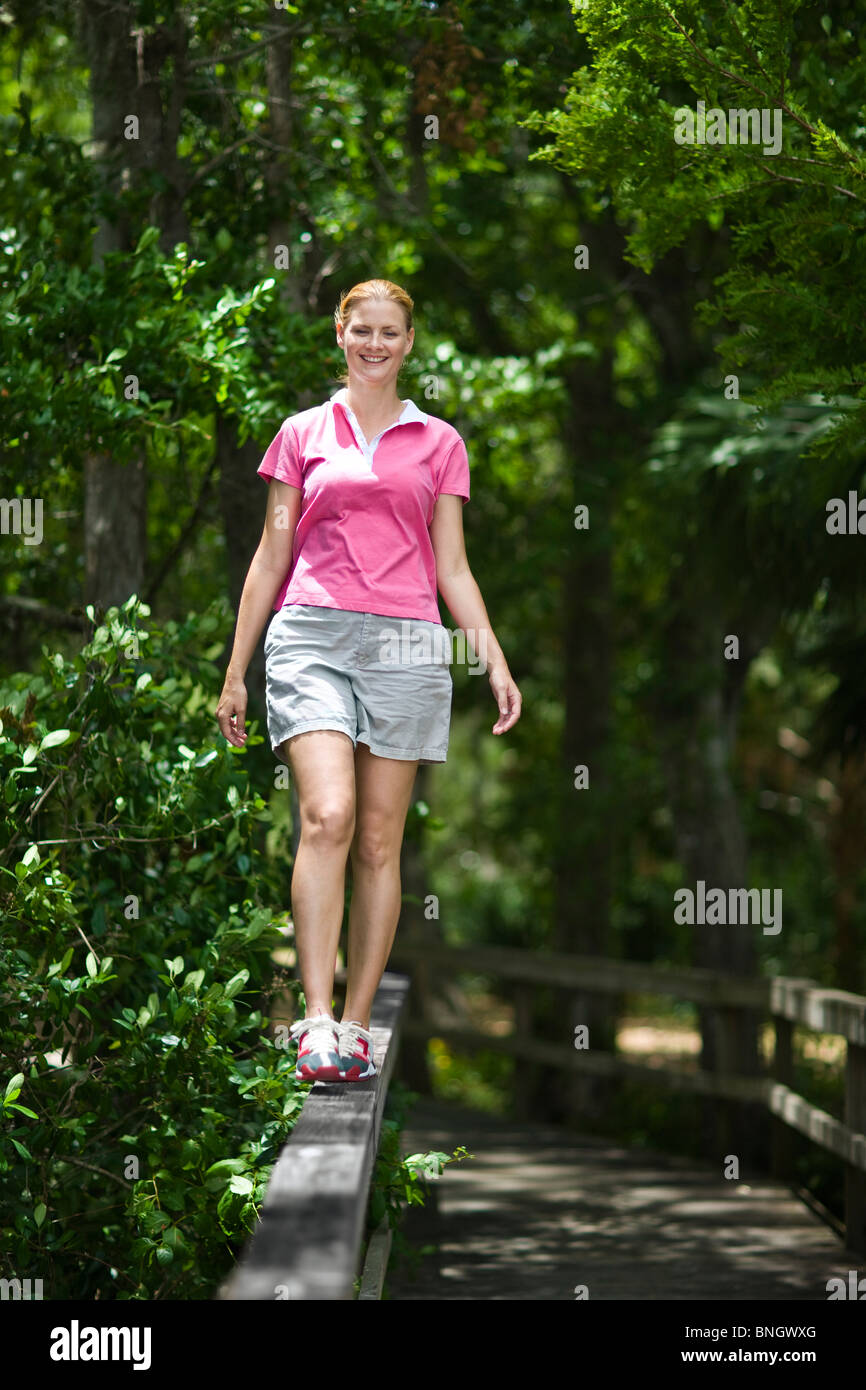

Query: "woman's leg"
(342, 743), (420, 1028)
(284, 729), (356, 1017)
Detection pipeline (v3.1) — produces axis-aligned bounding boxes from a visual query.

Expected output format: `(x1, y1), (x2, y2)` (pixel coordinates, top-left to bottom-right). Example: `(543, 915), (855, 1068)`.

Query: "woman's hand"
(217, 674), (249, 750)
(488, 662), (522, 735)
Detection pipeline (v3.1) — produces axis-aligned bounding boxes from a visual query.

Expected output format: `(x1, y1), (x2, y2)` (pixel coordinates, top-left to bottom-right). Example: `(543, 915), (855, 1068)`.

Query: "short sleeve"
(436, 436), (470, 504)
(257, 420), (302, 488)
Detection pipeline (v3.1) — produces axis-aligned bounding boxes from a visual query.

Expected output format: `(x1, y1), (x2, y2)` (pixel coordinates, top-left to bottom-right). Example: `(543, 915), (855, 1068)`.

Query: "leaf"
(222, 970), (249, 1000)
(33, 1203), (46, 1229)
(217, 1185), (240, 1224)
(4, 1072), (24, 1103)
(39, 728), (71, 751)
(139, 1209), (170, 1235)
(228, 1174), (253, 1196)
(85, 952), (98, 979)
(179, 1139), (200, 1168)
(134, 225), (160, 255)
(203, 1157), (247, 1190)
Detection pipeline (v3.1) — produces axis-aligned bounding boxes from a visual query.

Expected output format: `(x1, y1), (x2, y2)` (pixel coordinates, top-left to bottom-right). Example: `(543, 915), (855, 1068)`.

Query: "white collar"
(330, 386), (428, 427)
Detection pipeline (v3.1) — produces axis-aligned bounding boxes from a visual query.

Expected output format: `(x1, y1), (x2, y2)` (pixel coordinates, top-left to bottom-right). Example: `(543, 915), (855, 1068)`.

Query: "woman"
(216, 278), (521, 1083)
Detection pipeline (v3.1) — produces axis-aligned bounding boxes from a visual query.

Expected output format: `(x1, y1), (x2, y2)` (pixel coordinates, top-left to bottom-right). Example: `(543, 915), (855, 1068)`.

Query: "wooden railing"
(218, 972), (409, 1301)
(389, 939), (866, 1252)
(218, 941), (866, 1300)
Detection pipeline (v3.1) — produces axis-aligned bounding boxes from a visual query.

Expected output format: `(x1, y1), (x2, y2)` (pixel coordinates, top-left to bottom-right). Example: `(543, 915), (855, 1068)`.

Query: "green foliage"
(1, 214), (280, 460)
(427, 1037), (513, 1114)
(0, 595), (307, 1299)
(525, 0), (866, 453)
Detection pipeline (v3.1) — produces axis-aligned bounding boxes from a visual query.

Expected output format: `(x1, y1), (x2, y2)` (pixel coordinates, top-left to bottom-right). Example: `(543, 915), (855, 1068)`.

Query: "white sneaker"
(337, 1020), (377, 1081)
(289, 1015), (342, 1082)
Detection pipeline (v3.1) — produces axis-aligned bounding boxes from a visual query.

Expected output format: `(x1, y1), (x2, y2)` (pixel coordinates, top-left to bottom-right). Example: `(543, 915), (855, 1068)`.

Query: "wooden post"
(713, 1005), (740, 1161)
(513, 984), (533, 1121)
(770, 1016), (794, 1183)
(392, 767), (433, 1093)
(396, 959), (433, 1094)
(844, 1041), (866, 1253)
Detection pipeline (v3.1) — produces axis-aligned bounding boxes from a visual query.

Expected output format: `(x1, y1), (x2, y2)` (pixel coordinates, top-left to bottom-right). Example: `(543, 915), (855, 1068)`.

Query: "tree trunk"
(265, 24), (307, 310)
(828, 748), (866, 994)
(539, 351), (621, 1127)
(79, 1), (190, 610)
(649, 564), (767, 1161)
(83, 451), (147, 610)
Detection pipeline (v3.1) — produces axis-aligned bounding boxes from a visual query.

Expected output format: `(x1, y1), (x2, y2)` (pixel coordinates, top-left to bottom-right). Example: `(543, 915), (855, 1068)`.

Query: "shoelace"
(291, 1016), (338, 1053)
(340, 1020), (370, 1055)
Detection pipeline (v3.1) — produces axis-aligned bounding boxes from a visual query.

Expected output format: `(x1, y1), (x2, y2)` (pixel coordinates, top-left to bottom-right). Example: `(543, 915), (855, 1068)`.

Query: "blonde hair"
(334, 279), (414, 385)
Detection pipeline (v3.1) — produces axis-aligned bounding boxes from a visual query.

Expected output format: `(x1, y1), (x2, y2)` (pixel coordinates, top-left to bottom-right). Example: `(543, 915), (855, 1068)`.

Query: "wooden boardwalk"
(386, 1098), (863, 1301)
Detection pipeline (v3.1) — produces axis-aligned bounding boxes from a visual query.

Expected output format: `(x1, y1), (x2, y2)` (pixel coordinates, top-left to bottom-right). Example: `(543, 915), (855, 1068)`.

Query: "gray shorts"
(263, 604), (454, 765)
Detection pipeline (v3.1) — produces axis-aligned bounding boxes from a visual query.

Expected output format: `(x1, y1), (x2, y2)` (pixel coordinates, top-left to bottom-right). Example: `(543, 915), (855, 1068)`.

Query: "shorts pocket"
(369, 618), (452, 668)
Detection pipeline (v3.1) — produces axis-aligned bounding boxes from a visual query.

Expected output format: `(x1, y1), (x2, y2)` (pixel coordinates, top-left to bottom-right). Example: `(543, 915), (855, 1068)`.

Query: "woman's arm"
(216, 480), (301, 749)
(430, 493), (522, 735)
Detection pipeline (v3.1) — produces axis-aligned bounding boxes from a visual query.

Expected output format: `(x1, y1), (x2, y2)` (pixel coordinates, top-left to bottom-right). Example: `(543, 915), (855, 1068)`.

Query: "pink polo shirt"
(257, 387), (470, 623)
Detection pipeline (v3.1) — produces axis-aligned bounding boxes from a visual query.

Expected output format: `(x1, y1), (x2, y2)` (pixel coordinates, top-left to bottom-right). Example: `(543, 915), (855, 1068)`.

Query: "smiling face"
(336, 298), (414, 388)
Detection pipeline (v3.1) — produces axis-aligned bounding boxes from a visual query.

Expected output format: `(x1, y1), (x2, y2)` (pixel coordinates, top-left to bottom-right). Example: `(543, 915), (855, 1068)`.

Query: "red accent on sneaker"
(338, 1020), (377, 1081)
(290, 1016), (342, 1082)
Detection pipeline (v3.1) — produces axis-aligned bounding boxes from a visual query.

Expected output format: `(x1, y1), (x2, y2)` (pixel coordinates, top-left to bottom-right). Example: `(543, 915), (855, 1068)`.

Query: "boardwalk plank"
(387, 1099), (865, 1301)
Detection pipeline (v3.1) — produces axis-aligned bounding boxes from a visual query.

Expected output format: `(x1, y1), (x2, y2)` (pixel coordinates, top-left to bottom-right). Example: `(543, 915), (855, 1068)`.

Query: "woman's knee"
(351, 822), (400, 871)
(300, 797), (355, 848)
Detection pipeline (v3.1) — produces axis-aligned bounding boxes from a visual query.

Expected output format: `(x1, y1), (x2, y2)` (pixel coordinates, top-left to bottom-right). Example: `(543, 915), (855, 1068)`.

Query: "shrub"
(0, 595), (305, 1299)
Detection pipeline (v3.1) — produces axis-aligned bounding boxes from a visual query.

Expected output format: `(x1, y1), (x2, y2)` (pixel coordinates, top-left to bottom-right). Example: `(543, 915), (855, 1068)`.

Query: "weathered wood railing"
(389, 939), (866, 1252)
(218, 971), (409, 1301)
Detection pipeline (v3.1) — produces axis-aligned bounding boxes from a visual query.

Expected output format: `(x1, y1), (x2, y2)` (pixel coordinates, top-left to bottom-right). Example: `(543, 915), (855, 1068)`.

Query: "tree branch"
(663, 6), (818, 135)
(186, 27), (300, 70)
(0, 595), (87, 631)
(60, 1155), (133, 1192)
